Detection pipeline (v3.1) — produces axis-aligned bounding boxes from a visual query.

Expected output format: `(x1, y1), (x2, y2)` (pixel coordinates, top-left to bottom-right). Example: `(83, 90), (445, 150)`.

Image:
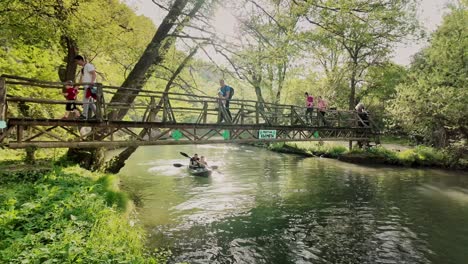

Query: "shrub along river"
(115, 144), (468, 264)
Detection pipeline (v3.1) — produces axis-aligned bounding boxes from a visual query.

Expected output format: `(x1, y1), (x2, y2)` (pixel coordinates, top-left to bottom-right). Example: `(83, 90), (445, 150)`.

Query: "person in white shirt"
(355, 102), (369, 127)
(74, 55), (97, 119)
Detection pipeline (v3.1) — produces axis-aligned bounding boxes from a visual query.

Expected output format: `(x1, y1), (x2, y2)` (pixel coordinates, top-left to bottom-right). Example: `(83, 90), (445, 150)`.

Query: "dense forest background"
(0, 0), (466, 148)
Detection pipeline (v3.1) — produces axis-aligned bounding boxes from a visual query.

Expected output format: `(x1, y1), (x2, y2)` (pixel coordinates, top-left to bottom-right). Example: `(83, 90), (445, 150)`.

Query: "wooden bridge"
(0, 75), (379, 149)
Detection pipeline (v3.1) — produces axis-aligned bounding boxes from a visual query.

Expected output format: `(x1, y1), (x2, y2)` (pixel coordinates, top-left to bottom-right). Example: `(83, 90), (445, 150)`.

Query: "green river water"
(116, 144), (468, 264)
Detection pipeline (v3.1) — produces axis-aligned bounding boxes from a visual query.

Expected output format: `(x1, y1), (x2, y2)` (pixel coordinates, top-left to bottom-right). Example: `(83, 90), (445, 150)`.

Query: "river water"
(116, 144), (468, 264)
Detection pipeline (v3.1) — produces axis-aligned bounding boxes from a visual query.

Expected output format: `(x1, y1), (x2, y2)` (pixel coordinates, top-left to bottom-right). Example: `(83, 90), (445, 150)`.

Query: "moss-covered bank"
(0, 151), (167, 263)
(269, 142), (468, 170)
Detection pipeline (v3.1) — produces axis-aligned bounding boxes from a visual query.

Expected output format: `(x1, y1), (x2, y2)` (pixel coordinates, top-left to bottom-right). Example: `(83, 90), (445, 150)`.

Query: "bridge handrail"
(1, 75), (377, 131)
(1, 74), (331, 111)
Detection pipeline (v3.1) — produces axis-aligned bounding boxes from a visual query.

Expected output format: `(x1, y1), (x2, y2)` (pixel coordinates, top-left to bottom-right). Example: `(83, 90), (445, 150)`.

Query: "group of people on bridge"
(61, 55), (369, 127)
(61, 55), (98, 120)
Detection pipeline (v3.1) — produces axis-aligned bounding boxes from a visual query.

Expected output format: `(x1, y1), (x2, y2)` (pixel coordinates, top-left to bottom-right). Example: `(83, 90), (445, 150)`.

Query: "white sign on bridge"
(258, 130), (277, 139)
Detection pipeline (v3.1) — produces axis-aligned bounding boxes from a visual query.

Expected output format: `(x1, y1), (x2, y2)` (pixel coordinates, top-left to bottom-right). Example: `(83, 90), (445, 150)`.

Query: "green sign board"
(171, 129), (183, 140)
(222, 130), (230, 140)
(259, 130), (277, 139)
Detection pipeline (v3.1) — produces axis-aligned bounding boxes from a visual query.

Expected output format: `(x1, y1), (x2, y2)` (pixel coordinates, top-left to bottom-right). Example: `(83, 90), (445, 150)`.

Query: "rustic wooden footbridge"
(0, 75), (379, 149)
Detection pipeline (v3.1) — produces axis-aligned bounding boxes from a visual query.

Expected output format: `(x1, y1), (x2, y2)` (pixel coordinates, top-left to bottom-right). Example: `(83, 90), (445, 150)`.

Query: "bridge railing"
(0, 75), (374, 129)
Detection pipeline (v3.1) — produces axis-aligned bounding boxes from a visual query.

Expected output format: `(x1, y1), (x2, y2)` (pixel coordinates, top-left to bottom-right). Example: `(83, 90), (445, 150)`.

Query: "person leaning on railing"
(355, 102), (369, 127)
(219, 79), (233, 122)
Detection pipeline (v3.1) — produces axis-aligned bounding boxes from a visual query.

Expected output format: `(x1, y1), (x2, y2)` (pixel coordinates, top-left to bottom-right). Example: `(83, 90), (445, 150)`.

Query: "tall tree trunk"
(59, 36), (79, 82)
(274, 62), (287, 105)
(349, 60), (358, 110)
(109, 0), (196, 121)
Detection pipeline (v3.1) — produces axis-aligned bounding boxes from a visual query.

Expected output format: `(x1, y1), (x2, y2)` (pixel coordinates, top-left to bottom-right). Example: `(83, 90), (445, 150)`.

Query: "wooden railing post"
(0, 77), (6, 127)
(162, 93), (168, 122)
(203, 101), (208, 124)
(95, 83), (103, 121)
(255, 102), (260, 125)
(289, 105), (294, 126)
(240, 103), (244, 125)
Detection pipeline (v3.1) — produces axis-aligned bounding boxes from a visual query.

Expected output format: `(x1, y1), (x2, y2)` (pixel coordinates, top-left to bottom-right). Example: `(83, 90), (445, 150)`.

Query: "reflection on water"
(117, 145), (468, 264)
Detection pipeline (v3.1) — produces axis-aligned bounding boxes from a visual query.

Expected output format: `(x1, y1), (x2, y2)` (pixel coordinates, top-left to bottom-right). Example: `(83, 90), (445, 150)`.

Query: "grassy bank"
(0, 150), (166, 263)
(269, 142), (468, 169)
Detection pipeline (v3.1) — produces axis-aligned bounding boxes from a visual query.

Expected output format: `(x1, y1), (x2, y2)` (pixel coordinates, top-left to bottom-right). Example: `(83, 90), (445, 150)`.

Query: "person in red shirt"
(62, 81), (80, 119)
(304, 92), (314, 124)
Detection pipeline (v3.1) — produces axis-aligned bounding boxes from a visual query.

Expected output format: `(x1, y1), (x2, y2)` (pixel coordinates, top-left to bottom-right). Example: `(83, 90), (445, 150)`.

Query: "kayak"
(188, 166), (212, 177)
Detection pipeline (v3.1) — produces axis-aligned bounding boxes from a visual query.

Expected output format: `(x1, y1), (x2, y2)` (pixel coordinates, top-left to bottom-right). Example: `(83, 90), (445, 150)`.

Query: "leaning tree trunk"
(108, 0), (196, 121)
(104, 46), (201, 173)
(72, 0), (206, 171)
(58, 36), (79, 82)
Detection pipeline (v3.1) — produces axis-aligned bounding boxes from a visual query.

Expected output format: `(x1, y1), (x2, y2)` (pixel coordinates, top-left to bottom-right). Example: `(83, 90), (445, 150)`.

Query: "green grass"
(271, 142), (347, 158)
(0, 166), (166, 263)
(271, 142), (466, 169)
(379, 135), (412, 146)
(0, 148), (67, 162)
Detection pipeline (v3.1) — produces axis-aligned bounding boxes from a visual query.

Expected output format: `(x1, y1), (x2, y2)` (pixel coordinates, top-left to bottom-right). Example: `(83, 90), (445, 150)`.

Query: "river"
(116, 144), (468, 264)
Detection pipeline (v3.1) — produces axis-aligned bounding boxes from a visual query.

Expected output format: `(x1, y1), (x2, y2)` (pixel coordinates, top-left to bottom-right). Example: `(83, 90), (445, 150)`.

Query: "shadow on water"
(116, 145), (468, 264)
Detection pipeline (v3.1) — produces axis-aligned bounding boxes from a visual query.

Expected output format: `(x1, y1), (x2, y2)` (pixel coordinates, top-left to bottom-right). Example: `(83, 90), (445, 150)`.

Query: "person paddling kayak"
(190, 154), (201, 168)
(199, 156), (208, 167)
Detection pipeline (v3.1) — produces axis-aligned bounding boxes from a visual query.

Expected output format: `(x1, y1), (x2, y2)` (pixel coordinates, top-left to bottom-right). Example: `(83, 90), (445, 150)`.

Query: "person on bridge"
(219, 79), (233, 122)
(317, 96), (328, 126)
(355, 101), (369, 127)
(304, 92), (314, 124)
(62, 80), (80, 119)
(75, 55), (97, 120)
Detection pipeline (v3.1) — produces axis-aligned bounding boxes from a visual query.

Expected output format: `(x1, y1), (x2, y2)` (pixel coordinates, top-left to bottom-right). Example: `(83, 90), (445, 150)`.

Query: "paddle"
(180, 152), (191, 158)
(173, 163), (184, 167)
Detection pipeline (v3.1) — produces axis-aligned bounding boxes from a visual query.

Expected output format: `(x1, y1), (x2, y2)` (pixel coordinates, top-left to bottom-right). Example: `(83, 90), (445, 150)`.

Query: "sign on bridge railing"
(259, 130), (277, 139)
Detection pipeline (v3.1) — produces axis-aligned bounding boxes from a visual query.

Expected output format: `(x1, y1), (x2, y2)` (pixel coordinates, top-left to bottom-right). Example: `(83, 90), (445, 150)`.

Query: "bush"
(0, 166), (163, 263)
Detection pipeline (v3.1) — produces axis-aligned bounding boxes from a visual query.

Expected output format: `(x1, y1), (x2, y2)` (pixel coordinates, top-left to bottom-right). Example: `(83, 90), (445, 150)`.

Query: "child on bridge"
(62, 81), (80, 119)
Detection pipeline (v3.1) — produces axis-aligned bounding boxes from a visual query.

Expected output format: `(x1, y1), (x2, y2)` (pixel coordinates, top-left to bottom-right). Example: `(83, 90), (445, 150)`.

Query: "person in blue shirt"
(219, 79), (233, 121)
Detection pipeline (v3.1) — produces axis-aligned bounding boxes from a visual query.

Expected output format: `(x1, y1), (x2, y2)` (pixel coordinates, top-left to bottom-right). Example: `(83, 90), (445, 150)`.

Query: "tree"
(108, 0), (209, 121)
(211, 0), (301, 105)
(0, 0), (157, 83)
(390, 2), (468, 147)
(295, 0), (419, 109)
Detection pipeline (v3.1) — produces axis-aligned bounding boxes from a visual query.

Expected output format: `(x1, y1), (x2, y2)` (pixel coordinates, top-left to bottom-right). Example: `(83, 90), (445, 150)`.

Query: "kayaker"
(199, 156), (208, 168)
(190, 154), (201, 168)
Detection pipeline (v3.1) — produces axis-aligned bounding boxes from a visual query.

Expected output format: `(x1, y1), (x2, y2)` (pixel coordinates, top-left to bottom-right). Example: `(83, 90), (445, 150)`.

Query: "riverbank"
(0, 150), (166, 263)
(269, 142), (468, 170)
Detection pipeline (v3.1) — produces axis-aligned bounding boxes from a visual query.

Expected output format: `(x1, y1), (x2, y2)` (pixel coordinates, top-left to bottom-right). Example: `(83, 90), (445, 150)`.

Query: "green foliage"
(390, 3), (468, 146)
(0, 166), (163, 263)
(273, 142), (347, 158)
(273, 141), (465, 168)
(297, 0), (420, 109)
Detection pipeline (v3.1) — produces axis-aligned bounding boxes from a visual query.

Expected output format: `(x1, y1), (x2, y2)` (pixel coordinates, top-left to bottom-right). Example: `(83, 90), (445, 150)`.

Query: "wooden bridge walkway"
(0, 75), (379, 149)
